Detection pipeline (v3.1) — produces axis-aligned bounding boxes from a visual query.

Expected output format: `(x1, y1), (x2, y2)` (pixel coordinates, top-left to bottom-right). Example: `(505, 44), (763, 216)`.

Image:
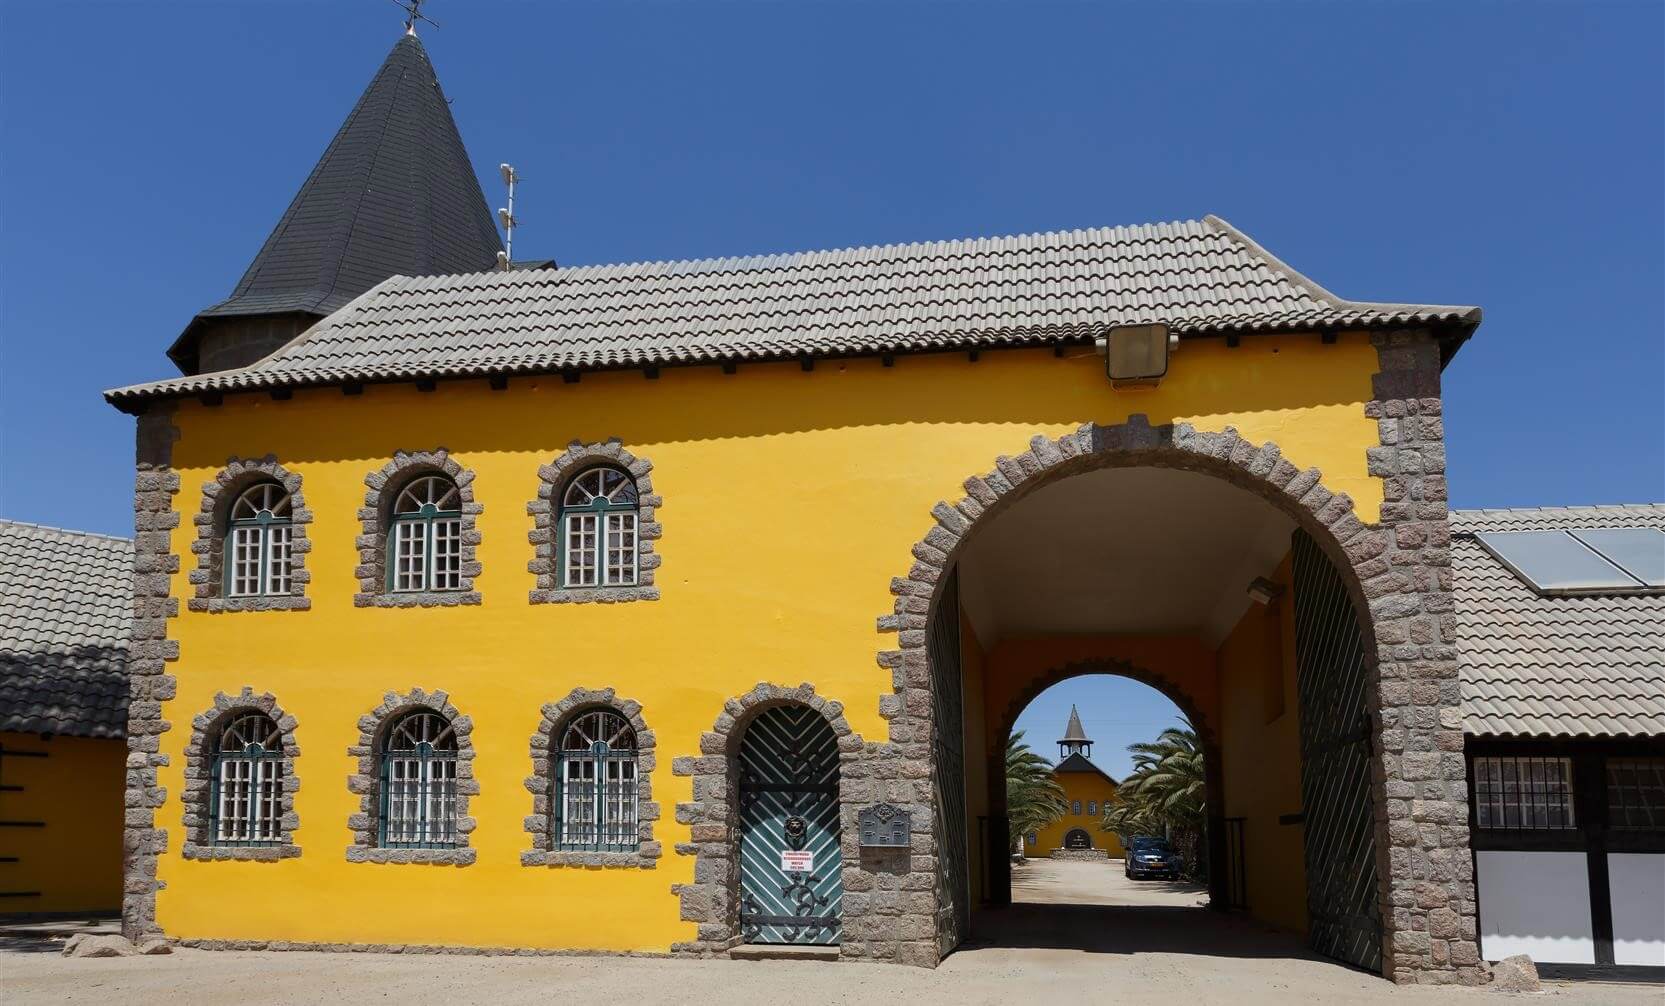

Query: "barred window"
(226, 482), (293, 597)
(560, 467), (638, 588)
(1473, 756), (1577, 830)
(380, 711), (459, 848)
(1072, 800), (1082, 815)
(1607, 758), (1665, 830)
(1088, 801), (1097, 816)
(555, 709), (638, 851)
(389, 475), (463, 593)
(211, 713), (284, 845)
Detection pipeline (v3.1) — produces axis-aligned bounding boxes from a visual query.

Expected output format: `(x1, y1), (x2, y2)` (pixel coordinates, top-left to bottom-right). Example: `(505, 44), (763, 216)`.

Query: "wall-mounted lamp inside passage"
(1094, 323), (1174, 389)
(1247, 576), (1285, 606)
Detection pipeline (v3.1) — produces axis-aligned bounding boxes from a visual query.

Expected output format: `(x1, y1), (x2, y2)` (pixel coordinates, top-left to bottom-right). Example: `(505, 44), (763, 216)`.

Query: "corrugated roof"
(0, 521), (132, 739)
(166, 33), (503, 374)
(1453, 505), (1665, 739)
(109, 214), (1480, 410)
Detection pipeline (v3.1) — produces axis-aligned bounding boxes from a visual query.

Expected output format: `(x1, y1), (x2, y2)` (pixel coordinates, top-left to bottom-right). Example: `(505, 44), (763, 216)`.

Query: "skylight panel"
(1568, 527), (1665, 587)
(1474, 530), (1644, 595)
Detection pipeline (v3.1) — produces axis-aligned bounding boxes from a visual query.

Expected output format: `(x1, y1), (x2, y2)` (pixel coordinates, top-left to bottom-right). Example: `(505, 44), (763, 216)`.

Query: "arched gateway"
(868, 410), (1475, 981)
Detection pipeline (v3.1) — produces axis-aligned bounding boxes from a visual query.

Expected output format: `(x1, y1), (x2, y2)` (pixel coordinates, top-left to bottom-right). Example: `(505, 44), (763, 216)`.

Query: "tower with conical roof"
(167, 26), (504, 376)
(1058, 704), (1092, 761)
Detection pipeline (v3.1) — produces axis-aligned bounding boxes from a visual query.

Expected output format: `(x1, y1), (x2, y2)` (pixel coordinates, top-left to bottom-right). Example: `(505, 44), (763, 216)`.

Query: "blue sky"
(2, 0), (1661, 544)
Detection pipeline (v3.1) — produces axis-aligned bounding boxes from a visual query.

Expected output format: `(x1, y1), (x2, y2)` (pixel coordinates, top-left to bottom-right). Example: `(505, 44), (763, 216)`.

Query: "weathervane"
(391, 0), (440, 35)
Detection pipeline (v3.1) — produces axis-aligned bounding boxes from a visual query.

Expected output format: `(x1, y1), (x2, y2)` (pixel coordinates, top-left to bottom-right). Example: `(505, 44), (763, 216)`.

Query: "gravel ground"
(4, 861), (1654, 1005)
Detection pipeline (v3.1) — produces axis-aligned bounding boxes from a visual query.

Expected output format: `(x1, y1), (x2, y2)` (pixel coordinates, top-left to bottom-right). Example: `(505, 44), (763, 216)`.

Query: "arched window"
(389, 475), (463, 593)
(226, 482), (293, 597)
(1072, 800), (1082, 815)
(559, 467), (638, 588)
(211, 713), (284, 845)
(380, 711), (459, 847)
(555, 708), (638, 851)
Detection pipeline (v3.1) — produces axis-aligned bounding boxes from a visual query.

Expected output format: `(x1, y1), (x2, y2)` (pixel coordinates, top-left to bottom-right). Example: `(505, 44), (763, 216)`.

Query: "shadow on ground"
(964, 901), (1344, 964)
(0, 917), (119, 955)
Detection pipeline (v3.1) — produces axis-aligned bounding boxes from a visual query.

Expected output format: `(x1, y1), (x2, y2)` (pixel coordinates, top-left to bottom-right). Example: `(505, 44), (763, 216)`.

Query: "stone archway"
(872, 406), (1476, 983)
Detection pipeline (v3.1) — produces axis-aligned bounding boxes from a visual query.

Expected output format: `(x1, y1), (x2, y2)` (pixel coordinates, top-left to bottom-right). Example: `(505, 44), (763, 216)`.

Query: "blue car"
(1124, 837), (1179, 879)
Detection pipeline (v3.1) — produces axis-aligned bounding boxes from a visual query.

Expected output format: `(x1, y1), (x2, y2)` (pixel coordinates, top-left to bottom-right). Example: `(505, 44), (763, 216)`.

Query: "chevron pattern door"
(1292, 529), (1383, 974)
(738, 705), (843, 945)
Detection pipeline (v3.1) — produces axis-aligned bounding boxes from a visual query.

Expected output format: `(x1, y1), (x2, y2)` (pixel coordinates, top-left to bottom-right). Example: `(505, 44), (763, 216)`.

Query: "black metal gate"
(1291, 530), (1383, 973)
(929, 569), (970, 957)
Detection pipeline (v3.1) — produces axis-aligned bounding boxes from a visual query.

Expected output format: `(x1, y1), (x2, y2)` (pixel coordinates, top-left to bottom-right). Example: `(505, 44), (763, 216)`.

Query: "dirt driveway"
(4, 860), (1653, 1005)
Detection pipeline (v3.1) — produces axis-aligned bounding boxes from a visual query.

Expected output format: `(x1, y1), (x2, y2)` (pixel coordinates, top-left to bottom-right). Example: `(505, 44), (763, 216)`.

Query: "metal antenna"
(391, 0), (440, 36)
(497, 163), (519, 269)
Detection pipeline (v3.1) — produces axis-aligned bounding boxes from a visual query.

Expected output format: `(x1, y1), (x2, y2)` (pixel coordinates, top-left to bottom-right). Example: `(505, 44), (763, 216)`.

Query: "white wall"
(1609, 853), (1665, 966)
(1477, 850), (1595, 964)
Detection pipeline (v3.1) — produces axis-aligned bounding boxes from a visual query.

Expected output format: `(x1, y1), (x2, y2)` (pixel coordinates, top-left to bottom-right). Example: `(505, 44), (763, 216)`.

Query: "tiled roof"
(1054, 752), (1117, 785)
(167, 34), (503, 374)
(108, 214), (1480, 410)
(0, 521), (132, 739)
(1453, 505), (1665, 738)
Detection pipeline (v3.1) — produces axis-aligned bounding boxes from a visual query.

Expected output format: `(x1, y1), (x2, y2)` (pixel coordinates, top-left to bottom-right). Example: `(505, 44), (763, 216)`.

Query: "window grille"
(1072, 800), (1082, 815)
(1607, 758), (1665, 829)
(225, 482), (293, 597)
(1473, 756), (1577, 830)
(210, 713), (284, 845)
(388, 475), (463, 593)
(560, 467), (638, 588)
(554, 709), (639, 851)
(380, 711), (459, 848)
(1088, 801), (1097, 816)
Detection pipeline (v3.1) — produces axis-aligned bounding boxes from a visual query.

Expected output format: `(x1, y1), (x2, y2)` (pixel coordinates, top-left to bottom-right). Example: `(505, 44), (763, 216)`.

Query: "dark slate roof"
(1453, 505), (1665, 738)
(0, 521), (132, 739)
(167, 32), (503, 373)
(1054, 752), (1116, 785)
(109, 214), (1480, 410)
(1059, 704), (1090, 743)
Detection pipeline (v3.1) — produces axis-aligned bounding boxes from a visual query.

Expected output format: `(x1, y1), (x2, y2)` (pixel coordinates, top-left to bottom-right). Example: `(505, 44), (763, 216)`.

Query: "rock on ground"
(1489, 954), (1540, 993)
(62, 934), (136, 958)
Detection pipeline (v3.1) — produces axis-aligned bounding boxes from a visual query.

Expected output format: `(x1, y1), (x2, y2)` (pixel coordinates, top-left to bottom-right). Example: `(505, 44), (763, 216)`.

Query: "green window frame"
(378, 711), (460, 849)
(223, 482), (293, 597)
(554, 709), (639, 851)
(209, 713), (284, 847)
(386, 475), (463, 593)
(558, 467), (639, 589)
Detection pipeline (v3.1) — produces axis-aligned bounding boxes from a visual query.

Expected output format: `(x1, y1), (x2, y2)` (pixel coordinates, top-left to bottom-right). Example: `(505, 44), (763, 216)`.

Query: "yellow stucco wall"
(1032, 768), (1124, 857)
(0, 732), (124, 914)
(149, 335), (1382, 950)
(1217, 556), (1309, 934)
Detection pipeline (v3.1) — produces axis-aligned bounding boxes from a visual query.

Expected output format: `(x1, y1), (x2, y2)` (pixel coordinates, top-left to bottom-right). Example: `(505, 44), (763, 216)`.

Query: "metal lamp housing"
(1103, 323), (1171, 389)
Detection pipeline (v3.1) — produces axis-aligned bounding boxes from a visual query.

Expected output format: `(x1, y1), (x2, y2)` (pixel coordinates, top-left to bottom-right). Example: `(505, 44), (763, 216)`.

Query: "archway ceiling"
(957, 467), (1296, 647)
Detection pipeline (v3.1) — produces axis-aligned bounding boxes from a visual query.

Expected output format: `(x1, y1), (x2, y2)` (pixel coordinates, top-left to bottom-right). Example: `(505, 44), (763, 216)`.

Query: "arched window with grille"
(559, 467), (638, 588)
(555, 708), (638, 851)
(225, 482), (293, 597)
(211, 713), (285, 846)
(380, 711), (460, 848)
(389, 475), (463, 593)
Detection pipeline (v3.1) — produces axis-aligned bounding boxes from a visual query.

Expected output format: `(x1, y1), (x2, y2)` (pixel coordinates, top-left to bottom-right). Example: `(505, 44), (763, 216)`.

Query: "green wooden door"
(738, 705), (842, 945)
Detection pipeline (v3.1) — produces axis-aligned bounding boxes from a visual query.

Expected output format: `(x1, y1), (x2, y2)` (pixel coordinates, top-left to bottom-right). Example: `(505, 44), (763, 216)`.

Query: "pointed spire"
(1059, 704), (1092, 761)
(1061, 705), (1089, 742)
(169, 33), (503, 375)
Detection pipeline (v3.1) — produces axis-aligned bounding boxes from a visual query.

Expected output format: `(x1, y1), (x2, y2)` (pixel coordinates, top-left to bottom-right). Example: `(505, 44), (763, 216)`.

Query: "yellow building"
(1029, 707), (1122, 859)
(97, 29), (1490, 985)
(0, 521), (131, 917)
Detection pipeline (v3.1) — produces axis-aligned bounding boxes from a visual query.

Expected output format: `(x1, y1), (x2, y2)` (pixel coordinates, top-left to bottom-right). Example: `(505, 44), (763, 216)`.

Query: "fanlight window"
(560, 467), (638, 588)
(555, 709), (639, 851)
(211, 713), (284, 845)
(380, 711), (459, 848)
(389, 475), (463, 593)
(226, 482), (293, 597)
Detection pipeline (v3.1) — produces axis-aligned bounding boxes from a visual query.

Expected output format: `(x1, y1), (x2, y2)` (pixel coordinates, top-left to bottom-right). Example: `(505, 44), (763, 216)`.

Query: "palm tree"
(1101, 723), (1207, 878)
(1005, 730), (1066, 857)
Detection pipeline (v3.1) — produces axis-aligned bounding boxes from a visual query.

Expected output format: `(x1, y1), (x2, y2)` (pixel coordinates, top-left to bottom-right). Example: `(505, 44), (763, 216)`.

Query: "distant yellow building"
(1030, 707), (1123, 859)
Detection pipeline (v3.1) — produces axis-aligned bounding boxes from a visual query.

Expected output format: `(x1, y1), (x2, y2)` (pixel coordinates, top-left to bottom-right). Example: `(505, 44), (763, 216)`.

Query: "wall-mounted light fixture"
(1095, 323), (1174, 389)
(1247, 576), (1285, 606)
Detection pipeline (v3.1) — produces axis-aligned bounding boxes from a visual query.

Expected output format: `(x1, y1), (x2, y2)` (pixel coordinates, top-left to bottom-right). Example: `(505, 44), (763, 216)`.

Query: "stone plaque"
(858, 802), (910, 848)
